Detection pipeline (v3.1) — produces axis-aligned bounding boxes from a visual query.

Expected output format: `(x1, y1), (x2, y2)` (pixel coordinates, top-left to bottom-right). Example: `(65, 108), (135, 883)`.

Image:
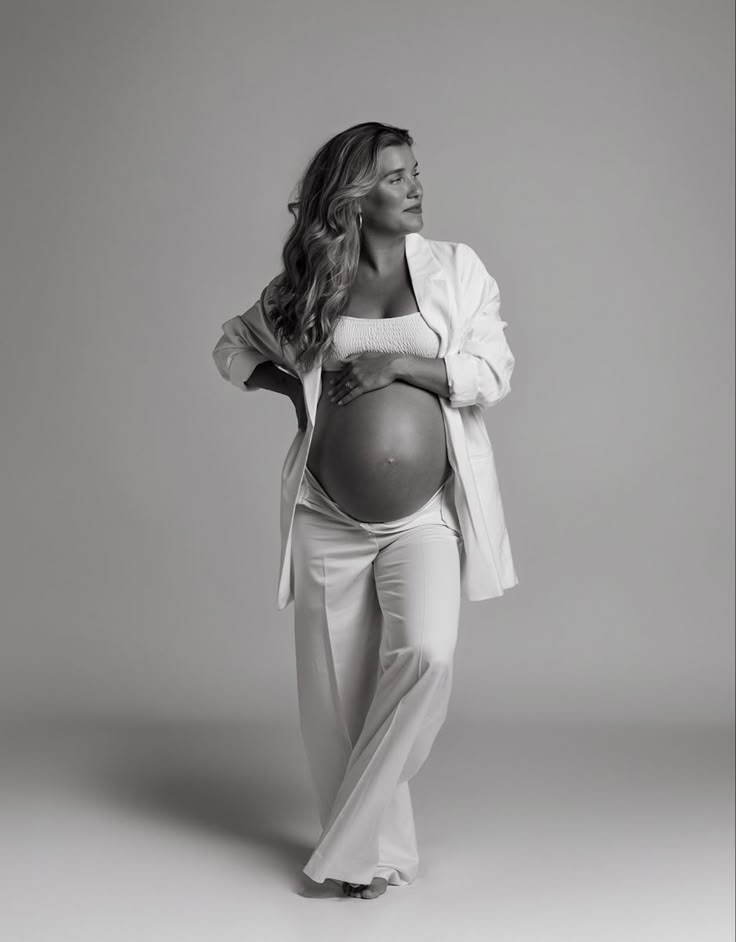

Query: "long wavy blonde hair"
(263, 121), (414, 372)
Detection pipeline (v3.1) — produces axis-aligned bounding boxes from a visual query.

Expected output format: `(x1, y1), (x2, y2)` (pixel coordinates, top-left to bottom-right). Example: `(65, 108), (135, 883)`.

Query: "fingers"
(327, 375), (359, 405)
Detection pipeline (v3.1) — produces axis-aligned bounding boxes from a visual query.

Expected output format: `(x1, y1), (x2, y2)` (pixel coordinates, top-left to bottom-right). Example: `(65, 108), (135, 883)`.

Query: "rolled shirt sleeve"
(443, 244), (515, 409)
(212, 281), (296, 392)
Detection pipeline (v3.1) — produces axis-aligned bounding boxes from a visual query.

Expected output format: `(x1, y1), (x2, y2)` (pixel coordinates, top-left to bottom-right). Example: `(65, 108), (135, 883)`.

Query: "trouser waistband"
(300, 466), (457, 534)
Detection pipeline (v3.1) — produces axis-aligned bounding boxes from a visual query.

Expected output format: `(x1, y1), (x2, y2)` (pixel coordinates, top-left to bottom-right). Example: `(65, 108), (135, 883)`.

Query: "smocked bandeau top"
(322, 312), (441, 371)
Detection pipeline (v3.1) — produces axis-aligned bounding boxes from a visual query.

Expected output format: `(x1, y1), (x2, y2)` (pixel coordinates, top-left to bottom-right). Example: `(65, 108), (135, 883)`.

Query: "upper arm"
(442, 243), (514, 409)
(456, 243), (503, 330)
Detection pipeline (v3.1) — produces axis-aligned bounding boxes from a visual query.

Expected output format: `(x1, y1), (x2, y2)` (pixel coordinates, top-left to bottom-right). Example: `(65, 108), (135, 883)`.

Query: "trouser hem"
(302, 849), (417, 886)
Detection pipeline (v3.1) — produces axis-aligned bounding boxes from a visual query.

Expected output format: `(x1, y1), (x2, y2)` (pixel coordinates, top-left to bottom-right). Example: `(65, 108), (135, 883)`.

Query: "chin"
(403, 214), (424, 228)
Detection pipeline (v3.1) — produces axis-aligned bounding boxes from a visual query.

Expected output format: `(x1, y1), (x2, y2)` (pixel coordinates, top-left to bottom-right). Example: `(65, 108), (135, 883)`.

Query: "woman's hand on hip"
(326, 354), (403, 405)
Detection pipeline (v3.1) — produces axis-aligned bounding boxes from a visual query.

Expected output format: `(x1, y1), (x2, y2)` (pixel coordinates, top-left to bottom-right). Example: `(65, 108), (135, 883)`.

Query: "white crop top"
(322, 312), (441, 371)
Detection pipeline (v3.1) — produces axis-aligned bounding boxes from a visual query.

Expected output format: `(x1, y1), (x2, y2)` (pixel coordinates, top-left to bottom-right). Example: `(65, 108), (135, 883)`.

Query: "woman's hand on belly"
(326, 354), (402, 405)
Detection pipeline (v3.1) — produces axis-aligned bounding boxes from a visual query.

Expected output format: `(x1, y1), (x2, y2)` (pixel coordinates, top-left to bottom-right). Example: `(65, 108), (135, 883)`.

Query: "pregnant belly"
(306, 371), (452, 522)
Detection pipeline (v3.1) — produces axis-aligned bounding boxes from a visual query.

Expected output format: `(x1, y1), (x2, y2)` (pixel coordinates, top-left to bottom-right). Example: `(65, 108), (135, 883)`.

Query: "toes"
(342, 877), (388, 899)
(361, 877), (388, 899)
(342, 881), (366, 897)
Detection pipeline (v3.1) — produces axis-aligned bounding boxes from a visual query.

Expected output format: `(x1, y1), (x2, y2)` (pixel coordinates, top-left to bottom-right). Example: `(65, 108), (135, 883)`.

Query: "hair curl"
(263, 121), (414, 372)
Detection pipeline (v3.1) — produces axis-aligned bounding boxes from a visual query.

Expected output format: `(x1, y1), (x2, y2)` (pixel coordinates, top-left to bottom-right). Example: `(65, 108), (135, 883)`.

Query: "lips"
(405, 206), (423, 213)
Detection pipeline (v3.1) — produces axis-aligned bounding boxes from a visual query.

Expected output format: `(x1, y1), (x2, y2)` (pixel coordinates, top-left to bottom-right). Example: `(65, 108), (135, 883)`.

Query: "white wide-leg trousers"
(291, 465), (463, 886)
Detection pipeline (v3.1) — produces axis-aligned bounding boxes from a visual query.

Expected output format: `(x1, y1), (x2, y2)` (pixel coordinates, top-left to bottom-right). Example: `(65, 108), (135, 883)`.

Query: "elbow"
(478, 354), (514, 408)
(454, 380), (511, 410)
(212, 345), (270, 393)
(212, 347), (231, 385)
(476, 376), (512, 409)
(445, 351), (514, 409)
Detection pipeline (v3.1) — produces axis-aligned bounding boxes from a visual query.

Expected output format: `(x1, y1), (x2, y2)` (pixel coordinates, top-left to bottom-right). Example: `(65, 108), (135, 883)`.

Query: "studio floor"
(1, 718), (732, 942)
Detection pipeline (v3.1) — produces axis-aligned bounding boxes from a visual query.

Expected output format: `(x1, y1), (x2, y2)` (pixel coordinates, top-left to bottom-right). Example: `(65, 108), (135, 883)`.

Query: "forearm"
(245, 361), (301, 400)
(392, 355), (450, 399)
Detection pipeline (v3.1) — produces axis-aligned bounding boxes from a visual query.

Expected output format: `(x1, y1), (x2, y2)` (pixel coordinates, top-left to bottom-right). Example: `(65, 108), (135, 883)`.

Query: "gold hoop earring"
(357, 210), (363, 231)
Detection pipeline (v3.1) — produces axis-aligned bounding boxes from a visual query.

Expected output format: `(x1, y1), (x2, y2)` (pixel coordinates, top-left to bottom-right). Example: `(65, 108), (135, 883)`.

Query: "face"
(360, 144), (423, 234)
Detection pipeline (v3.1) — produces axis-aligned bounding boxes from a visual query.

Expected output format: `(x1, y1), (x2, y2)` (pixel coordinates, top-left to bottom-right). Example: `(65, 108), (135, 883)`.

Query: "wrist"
(391, 355), (410, 382)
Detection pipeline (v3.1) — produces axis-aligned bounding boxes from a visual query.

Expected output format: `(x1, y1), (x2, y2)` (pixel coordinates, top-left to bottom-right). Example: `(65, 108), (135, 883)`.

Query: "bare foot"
(342, 877), (388, 899)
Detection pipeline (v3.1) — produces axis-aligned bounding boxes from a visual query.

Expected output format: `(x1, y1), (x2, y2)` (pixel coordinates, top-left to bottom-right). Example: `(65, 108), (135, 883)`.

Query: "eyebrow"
(382, 161), (419, 178)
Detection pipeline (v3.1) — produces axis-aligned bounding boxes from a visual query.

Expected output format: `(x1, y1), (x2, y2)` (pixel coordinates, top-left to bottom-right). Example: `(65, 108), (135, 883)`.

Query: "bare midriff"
(306, 369), (452, 522)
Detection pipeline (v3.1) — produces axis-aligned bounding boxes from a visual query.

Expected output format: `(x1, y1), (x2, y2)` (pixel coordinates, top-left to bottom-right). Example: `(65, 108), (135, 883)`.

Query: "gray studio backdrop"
(1, 0), (733, 728)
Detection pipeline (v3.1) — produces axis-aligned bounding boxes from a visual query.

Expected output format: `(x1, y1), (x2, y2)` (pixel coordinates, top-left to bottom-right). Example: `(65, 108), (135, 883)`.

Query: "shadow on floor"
(77, 721), (321, 890)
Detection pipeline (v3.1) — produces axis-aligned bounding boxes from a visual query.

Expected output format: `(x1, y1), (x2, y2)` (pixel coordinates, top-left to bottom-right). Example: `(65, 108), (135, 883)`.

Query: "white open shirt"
(213, 231), (519, 610)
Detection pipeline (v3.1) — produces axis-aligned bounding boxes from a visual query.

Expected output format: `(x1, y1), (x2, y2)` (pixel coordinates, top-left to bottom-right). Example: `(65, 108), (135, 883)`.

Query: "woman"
(212, 121), (518, 900)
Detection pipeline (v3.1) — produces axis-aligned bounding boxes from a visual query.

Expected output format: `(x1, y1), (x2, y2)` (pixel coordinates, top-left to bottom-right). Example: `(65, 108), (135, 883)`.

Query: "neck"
(358, 231), (407, 277)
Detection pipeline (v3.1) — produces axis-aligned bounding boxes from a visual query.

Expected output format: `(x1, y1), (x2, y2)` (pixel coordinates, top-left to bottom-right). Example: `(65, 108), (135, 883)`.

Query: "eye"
(390, 172), (421, 184)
